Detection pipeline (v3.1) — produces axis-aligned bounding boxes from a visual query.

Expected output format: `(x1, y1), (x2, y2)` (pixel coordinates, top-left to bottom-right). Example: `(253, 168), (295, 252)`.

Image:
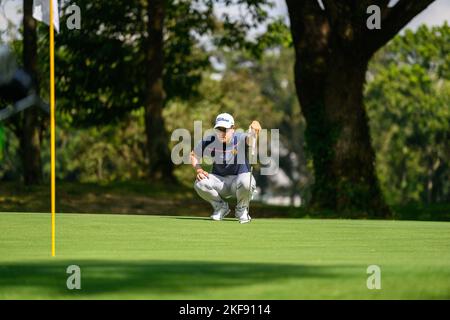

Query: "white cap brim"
(214, 121), (233, 129)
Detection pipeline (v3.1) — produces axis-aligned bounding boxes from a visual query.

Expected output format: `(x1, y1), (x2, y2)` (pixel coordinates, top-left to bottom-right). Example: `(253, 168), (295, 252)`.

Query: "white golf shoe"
(210, 201), (230, 221)
(235, 208), (252, 224)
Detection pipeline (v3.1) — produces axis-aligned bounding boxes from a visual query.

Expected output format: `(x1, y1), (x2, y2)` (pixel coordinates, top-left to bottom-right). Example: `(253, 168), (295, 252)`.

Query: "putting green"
(0, 213), (449, 299)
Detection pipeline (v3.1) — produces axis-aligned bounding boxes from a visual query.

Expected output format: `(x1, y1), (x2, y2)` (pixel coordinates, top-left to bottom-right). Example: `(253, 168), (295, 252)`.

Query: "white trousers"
(194, 172), (256, 213)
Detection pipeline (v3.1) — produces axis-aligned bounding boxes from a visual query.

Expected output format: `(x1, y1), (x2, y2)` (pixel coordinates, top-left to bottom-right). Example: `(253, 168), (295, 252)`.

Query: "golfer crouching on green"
(190, 113), (261, 224)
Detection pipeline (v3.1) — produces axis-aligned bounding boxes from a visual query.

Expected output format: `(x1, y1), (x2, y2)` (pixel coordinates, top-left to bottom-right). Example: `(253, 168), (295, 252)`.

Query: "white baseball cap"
(214, 113), (234, 129)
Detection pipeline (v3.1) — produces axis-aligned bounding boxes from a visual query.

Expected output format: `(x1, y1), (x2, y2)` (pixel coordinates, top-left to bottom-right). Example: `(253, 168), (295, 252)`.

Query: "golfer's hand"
(196, 168), (209, 181)
(249, 120), (261, 136)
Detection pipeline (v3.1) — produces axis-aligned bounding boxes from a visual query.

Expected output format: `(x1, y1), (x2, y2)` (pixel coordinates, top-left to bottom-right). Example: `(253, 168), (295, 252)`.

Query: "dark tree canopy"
(51, 0), (215, 127)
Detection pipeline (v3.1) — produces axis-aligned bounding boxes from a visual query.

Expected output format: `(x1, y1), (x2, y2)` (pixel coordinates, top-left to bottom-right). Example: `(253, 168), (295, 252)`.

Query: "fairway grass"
(0, 213), (449, 299)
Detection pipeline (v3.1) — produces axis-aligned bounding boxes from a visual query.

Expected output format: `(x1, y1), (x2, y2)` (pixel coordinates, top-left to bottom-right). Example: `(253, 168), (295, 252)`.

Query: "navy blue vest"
(198, 133), (250, 176)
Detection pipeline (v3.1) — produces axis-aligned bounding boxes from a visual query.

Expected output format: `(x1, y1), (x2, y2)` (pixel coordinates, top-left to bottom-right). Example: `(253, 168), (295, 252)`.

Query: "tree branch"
(365, 0), (436, 55)
(320, 0), (338, 28)
(285, 0), (331, 83)
(321, 0), (387, 44)
(285, 0), (329, 54)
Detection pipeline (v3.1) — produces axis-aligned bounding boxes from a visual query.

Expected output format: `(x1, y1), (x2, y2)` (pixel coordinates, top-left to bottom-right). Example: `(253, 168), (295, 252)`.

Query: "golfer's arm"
(190, 151), (202, 171)
(246, 120), (261, 146)
(245, 132), (258, 146)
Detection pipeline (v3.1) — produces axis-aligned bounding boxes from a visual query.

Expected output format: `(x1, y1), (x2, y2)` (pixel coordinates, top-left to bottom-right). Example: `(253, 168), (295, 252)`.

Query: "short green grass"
(1, 213), (449, 299)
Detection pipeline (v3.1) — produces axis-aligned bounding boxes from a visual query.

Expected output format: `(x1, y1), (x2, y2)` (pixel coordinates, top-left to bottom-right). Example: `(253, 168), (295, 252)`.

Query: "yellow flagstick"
(50, 0), (56, 257)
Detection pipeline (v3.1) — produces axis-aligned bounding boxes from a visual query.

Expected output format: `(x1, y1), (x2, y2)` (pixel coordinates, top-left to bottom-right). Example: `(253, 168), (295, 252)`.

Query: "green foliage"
(1, 0), (289, 185)
(251, 18), (293, 57)
(211, 0), (275, 53)
(215, 15), (291, 58)
(44, 0), (216, 126)
(0, 124), (21, 181)
(46, 0), (278, 127)
(39, 111), (148, 183)
(0, 125), (4, 156)
(366, 24), (450, 205)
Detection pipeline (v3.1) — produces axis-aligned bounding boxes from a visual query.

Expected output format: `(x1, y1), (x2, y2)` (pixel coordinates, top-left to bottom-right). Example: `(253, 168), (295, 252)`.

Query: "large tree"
(20, 0), (43, 185)
(285, 0), (435, 216)
(2, 0), (46, 185)
(145, 0), (173, 181)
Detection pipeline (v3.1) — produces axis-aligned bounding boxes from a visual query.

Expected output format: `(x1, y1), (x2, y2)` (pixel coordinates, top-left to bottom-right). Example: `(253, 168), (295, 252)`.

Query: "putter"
(243, 127), (257, 224)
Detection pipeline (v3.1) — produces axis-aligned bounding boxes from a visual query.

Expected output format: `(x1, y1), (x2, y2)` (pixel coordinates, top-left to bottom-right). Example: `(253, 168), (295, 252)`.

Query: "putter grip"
(251, 136), (256, 156)
(248, 128), (256, 156)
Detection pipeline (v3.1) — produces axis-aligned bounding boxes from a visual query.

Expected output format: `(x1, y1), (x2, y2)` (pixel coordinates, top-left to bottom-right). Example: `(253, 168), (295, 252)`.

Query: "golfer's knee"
(237, 175), (253, 192)
(194, 178), (212, 192)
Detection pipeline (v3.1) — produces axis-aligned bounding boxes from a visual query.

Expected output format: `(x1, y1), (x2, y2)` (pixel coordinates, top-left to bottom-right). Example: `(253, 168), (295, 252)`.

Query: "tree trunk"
(145, 0), (175, 182)
(22, 0), (43, 185)
(297, 54), (390, 217)
(286, 0), (435, 216)
(287, 1), (391, 217)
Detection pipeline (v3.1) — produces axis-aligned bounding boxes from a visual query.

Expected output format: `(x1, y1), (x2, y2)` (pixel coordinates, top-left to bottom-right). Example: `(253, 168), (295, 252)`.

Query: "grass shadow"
(0, 260), (354, 298)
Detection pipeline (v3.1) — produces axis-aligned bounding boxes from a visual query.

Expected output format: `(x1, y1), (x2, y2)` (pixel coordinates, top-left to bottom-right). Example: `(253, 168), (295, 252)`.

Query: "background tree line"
(0, 0), (448, 217)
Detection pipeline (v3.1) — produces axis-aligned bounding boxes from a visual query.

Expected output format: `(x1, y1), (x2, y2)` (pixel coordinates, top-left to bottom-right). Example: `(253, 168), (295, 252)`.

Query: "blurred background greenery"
(0, 0), (448, 219)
